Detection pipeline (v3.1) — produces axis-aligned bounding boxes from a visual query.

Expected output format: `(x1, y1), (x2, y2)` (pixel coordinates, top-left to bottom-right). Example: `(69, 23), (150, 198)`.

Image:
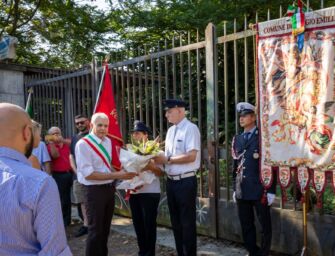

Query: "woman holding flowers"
(129, 120), (164, 256)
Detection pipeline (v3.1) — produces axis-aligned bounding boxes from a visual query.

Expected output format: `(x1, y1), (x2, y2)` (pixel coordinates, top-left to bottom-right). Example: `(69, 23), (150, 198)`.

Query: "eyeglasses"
(75, 121), (86, 126)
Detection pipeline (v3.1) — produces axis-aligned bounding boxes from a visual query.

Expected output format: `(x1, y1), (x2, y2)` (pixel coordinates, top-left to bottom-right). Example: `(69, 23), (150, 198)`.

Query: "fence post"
(64, 80), (74, 137)
(91, 57), (98, 107)
(205, 22), (219, 238)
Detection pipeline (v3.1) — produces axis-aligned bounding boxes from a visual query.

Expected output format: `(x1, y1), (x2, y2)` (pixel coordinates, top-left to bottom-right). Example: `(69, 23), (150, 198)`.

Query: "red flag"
(94, 64), (123, 170)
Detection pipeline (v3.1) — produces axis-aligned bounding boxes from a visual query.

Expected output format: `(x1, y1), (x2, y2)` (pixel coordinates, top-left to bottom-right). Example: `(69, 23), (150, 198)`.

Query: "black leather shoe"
(74, 226), (88, 237)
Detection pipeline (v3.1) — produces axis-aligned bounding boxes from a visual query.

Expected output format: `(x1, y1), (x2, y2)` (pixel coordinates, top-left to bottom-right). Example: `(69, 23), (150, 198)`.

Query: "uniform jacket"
(232, 128), (276, 200)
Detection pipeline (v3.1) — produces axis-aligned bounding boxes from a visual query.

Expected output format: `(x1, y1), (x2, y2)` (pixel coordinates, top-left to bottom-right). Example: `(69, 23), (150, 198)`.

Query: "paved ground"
(111, 216), (248, 256)
(67, 213), (248, 256)
(67, 212), (287, 256)
(67, 222), (175, 256)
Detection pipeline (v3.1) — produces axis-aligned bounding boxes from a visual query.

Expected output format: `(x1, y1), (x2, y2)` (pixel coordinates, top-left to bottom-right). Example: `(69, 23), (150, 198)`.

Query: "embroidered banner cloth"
(257, 7), (335, 172)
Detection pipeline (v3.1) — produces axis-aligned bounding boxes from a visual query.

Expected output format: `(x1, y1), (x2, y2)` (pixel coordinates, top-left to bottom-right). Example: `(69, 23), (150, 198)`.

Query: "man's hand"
(232, 191), (236, 203)
(267, 193), (275, 206)
(153, 154), (168, 165)
(117, 171), (137, 180)
(141, 160), (155, 172)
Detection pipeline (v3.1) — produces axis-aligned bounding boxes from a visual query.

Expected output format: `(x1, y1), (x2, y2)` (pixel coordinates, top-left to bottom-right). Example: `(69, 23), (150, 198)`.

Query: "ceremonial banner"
(313, 170), (326, 208)
(257, 7), (335, 184)
(297, 166), (310, 193)
(95, 64), (123, 170)
(278, 166), (291, 188)
(278, 166), (292, 205)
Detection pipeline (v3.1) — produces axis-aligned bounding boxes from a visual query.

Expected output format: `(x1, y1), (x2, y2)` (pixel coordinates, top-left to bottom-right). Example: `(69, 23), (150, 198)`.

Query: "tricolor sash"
(82, 134), (112, 170)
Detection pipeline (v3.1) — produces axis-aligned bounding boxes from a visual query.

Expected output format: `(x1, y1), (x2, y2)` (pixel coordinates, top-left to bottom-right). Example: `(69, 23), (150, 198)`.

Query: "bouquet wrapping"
(116, 139), (162, 190)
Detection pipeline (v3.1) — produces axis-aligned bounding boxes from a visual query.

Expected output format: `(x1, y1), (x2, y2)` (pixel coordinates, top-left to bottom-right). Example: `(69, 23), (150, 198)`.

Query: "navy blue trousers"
(237, 199), (272, 256)
(166, 176), (197, 256)
(129, 193), (160, 256)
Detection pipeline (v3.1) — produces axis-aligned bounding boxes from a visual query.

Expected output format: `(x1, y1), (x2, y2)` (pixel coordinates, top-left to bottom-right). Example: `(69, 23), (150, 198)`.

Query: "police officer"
(232, 102), (276, 256)
(155, 99), (201, 256)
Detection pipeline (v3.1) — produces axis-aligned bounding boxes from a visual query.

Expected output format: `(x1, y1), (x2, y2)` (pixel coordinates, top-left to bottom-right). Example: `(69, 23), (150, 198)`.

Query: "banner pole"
(301, 189), (308, 256)
(93, 65), (107, 113)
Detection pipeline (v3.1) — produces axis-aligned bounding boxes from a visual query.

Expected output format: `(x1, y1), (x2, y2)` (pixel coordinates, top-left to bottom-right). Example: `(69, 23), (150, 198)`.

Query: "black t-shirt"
(70, 131), (89, 171)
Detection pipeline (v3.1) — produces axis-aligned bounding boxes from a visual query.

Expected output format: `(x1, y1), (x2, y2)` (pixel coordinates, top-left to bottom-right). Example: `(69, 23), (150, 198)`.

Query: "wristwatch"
(167, 156), (172, 164)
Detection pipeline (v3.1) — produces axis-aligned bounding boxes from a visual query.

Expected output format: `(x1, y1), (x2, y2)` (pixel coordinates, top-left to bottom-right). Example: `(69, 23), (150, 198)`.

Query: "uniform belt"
(86, 183), (114, 188)
(167, 171), (196, 181)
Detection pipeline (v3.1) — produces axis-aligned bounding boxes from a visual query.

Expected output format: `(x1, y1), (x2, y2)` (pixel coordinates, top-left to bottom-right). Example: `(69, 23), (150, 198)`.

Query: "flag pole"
(93, 65), (107, 113)
(301, 189), (309, 256)
(25, 87), (33, 112)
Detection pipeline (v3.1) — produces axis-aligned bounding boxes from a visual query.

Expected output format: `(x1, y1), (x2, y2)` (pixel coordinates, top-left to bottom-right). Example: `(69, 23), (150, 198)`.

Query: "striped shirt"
(0, 147), (72, 256)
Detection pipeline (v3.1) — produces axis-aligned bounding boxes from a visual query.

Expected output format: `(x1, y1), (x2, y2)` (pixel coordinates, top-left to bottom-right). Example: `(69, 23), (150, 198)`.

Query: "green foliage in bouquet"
(127, 136), (162, 155)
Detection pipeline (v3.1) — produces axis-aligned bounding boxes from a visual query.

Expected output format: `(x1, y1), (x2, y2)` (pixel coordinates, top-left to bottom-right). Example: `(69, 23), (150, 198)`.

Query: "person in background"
(28, 120), (42, 169)
(47, 126), (73, 227)
(232, 102), (276, 256)
(29, 120), (51, 174)
(69, 114), (90, 237)
(75, 112), (137, 256)
(154, 99), (201, 256)
(0, 103), (72, 255)
(129, 120), (164, 256)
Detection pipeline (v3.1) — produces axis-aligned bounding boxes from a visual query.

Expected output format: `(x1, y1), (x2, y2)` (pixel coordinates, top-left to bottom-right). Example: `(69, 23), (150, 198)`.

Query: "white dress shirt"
(75, 133), (113, 185)
(164, 118), (201, 175)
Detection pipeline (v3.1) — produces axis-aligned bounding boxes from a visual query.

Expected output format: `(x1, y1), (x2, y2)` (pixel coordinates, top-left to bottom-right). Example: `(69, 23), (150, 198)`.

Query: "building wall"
(0, 68), (24, 107)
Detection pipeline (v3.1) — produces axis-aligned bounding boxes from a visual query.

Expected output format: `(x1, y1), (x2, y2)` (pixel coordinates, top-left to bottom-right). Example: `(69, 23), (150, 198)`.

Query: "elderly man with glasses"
(47, 126), (73, 227)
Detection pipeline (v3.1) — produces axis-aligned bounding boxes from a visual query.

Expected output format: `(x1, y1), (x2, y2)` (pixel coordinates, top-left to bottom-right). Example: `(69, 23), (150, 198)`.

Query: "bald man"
(0, 103), (72, 255)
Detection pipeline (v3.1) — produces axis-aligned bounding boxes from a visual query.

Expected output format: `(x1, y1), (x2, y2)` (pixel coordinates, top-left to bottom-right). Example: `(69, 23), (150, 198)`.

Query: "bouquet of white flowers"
(116, 137), (162, 190)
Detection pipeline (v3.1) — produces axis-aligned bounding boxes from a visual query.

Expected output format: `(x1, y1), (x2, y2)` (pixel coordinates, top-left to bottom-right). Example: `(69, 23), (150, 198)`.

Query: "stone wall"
(0, 67), (24, 107)
(218, 200), (335, 256)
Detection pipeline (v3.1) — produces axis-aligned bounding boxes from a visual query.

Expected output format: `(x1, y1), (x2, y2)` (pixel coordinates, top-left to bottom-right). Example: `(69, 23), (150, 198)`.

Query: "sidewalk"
(111, 215), (247, 256)
(70, 208), (287, 256)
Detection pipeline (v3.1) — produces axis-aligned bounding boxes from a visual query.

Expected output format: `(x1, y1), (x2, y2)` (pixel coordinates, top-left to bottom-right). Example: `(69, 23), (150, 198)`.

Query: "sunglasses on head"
(75, 121), (86, 125)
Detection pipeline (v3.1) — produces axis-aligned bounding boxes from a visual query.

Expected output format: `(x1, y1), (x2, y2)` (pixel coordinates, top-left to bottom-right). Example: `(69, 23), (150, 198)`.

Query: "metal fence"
(25, 2), (335, 254)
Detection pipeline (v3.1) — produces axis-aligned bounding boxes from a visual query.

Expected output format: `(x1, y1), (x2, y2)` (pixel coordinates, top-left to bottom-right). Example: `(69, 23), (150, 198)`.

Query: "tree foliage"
(113, 0), (335, 49)
(1, 0), (334, 67)
(0, 0), (117, 67)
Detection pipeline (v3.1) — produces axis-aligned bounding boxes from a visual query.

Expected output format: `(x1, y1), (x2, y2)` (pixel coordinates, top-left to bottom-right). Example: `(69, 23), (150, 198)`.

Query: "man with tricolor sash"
(75, 112), (136, 256)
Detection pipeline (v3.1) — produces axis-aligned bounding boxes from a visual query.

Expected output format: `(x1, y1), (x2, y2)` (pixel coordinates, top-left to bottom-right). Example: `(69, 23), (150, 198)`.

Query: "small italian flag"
(291, 10), (305, 36)
(287, 5), (297, 17)
(287, 0), (305, 52)
(25, 88), (34, 118)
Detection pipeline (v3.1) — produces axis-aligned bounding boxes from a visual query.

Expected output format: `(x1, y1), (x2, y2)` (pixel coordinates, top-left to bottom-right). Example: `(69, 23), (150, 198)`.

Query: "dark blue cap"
(131, 120), (151, 133)
(164, 99), (187, 110)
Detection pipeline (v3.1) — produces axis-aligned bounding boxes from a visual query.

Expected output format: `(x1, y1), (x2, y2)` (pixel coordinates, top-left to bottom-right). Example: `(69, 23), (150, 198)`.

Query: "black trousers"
(85, 184), (115, 256)
(52, 172), (73, 226)
(237, 199), (272, 256)
(129, 193), (160, 256)
(166, 176), (197, 256)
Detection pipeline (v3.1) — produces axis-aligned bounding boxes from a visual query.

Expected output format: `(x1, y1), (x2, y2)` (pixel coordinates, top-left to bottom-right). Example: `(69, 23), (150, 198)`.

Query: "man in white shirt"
(155, 99), (201, 256)
(75, 112), (136, 256)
